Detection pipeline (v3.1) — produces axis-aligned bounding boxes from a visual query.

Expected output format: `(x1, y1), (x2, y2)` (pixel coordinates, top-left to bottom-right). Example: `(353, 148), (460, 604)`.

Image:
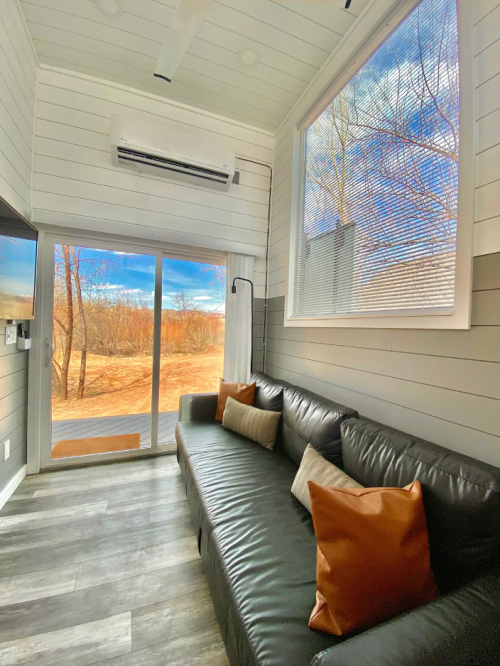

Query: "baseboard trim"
(0, 465), (27, 511)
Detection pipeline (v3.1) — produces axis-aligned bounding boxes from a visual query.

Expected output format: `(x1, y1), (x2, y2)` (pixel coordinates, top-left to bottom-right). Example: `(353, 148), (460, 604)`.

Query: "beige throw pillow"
(222, 396), (281, 450)
(291, 444), (363, 512)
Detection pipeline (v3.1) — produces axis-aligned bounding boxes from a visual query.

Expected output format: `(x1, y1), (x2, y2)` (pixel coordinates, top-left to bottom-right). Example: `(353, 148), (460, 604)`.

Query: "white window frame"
(285, 0), (475, 330)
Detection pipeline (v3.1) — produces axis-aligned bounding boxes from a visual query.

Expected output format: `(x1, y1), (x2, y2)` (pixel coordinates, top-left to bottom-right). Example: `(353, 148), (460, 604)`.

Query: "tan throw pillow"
(291, 444), (362, 512)
(222, 396), (281, 450)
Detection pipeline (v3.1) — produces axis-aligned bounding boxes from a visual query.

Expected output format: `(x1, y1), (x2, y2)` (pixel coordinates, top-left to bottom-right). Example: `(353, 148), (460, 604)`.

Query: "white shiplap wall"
(0, 0), (38, 219)
(265, 0), (500, 467)
(32, 66), (273, 275)
(474, 0), (500, 255)
(0, 0), (37, 496)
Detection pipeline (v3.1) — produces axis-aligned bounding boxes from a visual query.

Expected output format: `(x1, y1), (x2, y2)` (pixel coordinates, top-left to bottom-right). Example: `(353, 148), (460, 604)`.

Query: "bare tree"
(58, 245), (74, 400)
(201, 264), (226, 309)
(53, 246), (123, 400)
(307, 91), (353, 230)
(305, 0), (459, 264)
(171, 292), (199, 318)
(70, 247), (87, 399)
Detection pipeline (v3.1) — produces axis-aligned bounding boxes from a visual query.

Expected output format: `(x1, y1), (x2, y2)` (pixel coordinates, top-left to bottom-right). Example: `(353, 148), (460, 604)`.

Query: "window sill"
(283, 308), (471, 330)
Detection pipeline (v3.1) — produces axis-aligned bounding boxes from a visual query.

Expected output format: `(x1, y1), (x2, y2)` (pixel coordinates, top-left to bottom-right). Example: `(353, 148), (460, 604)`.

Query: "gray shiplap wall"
(253, 298), (265, 373)
(0, 322), (29, 493)
(265, 253), (500, 468)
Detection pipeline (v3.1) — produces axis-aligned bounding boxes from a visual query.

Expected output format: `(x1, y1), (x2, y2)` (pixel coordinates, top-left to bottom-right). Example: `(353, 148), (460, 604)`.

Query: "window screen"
(291, 0), (459, 318)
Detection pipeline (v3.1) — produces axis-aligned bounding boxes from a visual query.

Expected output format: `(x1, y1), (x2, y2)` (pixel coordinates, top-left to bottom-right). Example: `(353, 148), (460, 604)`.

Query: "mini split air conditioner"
(110, 114), (236, 192)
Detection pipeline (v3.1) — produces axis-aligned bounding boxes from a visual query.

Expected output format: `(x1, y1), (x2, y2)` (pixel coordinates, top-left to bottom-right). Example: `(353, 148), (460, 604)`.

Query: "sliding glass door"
(39, 235), (225, 468)
(49, 243), (156, 461)
(158, 257), (225, 449)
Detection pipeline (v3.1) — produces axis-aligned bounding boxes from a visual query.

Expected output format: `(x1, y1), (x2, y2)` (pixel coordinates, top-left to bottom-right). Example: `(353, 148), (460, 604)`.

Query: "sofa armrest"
(178, 393), (218, 422)
(311, 568), (500, 666)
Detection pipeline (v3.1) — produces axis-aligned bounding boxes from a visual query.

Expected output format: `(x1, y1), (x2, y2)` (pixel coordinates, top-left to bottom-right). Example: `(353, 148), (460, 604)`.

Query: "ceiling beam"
(154, 0), (212, 83)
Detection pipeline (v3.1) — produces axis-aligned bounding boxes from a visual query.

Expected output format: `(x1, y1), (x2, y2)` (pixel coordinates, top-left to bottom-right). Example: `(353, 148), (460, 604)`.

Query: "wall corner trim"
(0, 465), (27, 512)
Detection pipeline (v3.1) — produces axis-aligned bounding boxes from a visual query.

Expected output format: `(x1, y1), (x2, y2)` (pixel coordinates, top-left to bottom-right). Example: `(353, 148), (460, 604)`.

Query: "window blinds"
(290, 0), (459, 318)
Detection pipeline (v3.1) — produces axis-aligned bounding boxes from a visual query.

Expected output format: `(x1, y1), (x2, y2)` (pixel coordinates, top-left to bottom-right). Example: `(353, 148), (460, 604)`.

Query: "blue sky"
(64, 246), (225, 312)
(0, 235), (37, 297)
(162, 257), (225, 312)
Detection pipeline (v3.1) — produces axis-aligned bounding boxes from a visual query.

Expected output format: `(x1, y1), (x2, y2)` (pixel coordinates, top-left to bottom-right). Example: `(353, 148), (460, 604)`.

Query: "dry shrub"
(161, 311), (224, 354)
(54, 291), (224, 358)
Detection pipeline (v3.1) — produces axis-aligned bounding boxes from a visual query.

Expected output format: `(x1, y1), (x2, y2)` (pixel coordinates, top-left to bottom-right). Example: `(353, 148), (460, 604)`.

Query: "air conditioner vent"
(110, 114), (235, 192)
(117, 147), (230, 185)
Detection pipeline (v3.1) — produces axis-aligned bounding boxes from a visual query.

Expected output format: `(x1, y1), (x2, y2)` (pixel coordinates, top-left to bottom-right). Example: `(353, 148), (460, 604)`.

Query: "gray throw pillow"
(291, 444), (363, 512)
(222, 396), (281, 450)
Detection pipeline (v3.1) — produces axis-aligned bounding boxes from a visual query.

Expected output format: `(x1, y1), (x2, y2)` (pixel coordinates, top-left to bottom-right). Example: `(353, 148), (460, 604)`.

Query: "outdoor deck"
(52, 411), (179, 450)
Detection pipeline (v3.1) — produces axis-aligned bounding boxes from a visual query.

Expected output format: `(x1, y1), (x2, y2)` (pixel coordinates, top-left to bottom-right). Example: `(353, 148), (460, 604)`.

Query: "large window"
(290, 0), (462, 321)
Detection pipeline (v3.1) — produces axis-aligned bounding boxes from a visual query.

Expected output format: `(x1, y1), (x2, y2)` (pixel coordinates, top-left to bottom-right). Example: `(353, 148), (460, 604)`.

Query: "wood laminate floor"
(0, 456), (229, 666)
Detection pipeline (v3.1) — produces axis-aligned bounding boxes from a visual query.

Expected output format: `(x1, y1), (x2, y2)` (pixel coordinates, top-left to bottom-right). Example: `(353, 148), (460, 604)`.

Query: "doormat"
(52, 433), (141, 459)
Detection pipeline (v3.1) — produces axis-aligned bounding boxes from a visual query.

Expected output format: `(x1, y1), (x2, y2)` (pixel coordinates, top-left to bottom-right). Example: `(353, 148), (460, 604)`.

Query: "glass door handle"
(45, 339), (54, 367)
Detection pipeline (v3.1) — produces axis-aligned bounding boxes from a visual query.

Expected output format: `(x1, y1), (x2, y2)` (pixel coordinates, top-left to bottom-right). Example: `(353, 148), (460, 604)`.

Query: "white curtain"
(224, 252), (254, 383)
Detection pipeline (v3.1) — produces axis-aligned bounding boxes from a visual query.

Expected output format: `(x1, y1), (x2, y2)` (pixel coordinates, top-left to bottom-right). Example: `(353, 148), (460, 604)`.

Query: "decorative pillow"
(215, 378), (256, 422)
(291, 444), (362, 512)
(222, 396), (281, 450)
(308, 480), (438, 636)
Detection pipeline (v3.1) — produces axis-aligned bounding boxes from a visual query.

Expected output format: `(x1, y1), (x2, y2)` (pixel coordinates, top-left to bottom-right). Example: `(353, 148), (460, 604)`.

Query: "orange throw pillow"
(308, 480), (438, 636)
(215, 378), (256, 422)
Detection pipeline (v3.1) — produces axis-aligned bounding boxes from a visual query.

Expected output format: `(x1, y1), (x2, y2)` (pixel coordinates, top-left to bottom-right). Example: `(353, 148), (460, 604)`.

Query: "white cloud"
(122, 288), (143, 294)
(193, 295), (211, 301)
(97, 284), (125, 290)
(91, 248), (130, 256)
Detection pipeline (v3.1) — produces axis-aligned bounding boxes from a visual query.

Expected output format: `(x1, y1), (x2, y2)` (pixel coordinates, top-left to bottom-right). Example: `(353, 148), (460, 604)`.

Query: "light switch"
(5, 325), (16, 345)
(3, 440), (10, 461)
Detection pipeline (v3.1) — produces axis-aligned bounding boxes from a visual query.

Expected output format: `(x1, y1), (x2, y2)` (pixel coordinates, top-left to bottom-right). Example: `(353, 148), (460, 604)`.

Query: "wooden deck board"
(52, 412), (179, 450)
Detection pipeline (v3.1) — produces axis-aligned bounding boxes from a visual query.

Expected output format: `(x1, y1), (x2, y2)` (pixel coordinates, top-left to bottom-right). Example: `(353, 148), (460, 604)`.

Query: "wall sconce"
(230, 277), (254, 372)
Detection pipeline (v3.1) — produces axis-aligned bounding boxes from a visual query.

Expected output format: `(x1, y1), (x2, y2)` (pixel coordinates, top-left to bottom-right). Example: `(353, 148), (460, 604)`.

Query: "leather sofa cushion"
(251, 372), (289, 453)
(206, 515), (342, 666)
(177, 421), (305, 535)
(341, 417), (500, 593)
(282, 386), (358, 467)
(176, 420), (249, 458)
(177, 419), (344, 665)
(251, 371), (288, 412)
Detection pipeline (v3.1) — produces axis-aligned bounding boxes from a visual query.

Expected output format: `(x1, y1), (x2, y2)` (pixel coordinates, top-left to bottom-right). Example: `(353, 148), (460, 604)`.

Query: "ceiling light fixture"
(238, 49), (259, 67)
(95, 0), (123, 18)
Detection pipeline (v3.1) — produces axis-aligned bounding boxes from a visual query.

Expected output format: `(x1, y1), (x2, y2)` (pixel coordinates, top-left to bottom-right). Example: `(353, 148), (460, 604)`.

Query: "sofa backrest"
(282, 385), (358, 467)
(341, 417), (500, 593)
(251, 371), (288, 412)
(251, 372), (357, 467)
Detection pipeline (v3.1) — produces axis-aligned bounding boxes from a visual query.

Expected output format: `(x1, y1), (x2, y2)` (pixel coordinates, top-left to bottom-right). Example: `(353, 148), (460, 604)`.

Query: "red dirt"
(52, 349), (224, 421)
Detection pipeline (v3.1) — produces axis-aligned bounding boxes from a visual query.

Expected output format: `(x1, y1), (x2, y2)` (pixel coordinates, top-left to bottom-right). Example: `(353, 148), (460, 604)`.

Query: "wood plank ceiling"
(19, 0), (370, 132)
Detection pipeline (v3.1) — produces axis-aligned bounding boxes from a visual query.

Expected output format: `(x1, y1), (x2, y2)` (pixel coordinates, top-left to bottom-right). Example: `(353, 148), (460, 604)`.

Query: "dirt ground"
(52, 349), (224, 421)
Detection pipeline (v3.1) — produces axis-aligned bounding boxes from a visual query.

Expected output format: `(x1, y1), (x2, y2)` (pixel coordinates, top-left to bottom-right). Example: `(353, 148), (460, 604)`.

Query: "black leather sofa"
(175, 372), (500, 666)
